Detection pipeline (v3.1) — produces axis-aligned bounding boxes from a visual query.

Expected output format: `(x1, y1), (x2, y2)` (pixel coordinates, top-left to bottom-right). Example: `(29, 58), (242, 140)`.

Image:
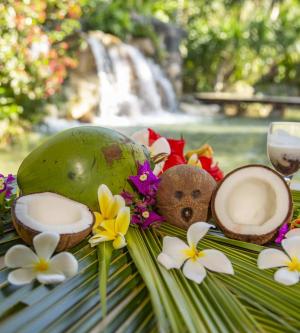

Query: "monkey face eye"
(192, 189), (201, 199)
(175, 191), (184, 200)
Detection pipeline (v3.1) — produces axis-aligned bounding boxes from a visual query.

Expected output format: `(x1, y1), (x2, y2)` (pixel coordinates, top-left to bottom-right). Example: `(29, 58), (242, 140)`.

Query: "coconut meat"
(15, 192), (94, 233)
(214, 166), (290, 235)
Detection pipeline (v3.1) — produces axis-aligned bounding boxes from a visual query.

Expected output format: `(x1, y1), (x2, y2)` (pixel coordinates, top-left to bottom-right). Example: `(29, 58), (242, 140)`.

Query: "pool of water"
(1, 116), (300, 182)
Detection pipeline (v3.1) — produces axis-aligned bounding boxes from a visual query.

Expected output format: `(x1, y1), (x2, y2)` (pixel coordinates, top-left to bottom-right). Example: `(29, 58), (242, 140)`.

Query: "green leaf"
(97, 242), (114, 319)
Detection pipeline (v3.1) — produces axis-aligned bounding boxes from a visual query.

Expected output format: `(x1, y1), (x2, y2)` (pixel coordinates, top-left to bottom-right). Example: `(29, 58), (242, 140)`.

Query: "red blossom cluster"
(146, 128), (223, 181)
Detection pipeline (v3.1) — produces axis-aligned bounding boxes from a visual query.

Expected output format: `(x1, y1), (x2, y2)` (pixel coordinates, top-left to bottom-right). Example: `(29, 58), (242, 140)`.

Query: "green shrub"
(0, 0), (82, 123)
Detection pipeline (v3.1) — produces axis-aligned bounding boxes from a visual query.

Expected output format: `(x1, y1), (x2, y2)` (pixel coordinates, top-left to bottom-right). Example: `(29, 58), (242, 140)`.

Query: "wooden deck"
(195, 92), (300, 106)
(194, 92), (300, 116)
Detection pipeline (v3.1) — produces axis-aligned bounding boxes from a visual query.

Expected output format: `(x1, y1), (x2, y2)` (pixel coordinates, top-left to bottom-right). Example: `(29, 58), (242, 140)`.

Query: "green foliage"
(0, 0), (82, 122)
(1, 0), (300, 130)
(79, 0), (300, 93)
(183, 0), (300, 92)
(81, 0), (152, 39)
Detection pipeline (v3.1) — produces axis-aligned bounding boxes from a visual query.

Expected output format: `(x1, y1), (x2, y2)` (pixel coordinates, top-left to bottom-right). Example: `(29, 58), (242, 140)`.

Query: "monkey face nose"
(181, 207), (193, 222)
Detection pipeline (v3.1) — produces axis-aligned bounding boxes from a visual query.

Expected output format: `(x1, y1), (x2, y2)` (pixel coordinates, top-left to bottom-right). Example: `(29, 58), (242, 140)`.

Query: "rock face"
(64, 43), (99, 121)
(63, 27), (182, 122)
(131, 14), (186, 97)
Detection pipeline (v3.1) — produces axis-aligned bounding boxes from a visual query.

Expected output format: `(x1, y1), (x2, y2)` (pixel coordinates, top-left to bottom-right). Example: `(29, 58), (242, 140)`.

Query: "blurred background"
(1, 0), (300, 179)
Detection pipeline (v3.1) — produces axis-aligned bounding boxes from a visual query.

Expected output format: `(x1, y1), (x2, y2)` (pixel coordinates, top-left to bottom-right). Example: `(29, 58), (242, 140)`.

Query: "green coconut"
(17, 126), (148, 211)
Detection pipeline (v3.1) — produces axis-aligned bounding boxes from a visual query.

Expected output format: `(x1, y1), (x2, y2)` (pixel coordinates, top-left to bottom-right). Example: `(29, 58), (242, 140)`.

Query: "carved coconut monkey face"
(156, 165), (217, 229)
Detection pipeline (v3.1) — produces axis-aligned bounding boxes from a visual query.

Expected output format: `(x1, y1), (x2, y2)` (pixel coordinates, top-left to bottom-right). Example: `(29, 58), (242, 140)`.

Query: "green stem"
(97, 242), (114, 319)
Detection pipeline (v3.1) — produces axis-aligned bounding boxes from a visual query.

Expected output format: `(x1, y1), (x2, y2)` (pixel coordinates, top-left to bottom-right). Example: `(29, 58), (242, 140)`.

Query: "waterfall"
(87, 33), (177, 120)
(148, 60), (177, 113)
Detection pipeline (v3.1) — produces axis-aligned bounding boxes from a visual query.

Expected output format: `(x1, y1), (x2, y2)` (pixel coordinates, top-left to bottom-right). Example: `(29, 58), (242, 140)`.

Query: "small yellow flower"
(89, 207), (130, 249)
(92, 184), (125, 234)
(89, 184), (130, 250)
(187, 154), (202, 168)
(185, 144), (214, 160)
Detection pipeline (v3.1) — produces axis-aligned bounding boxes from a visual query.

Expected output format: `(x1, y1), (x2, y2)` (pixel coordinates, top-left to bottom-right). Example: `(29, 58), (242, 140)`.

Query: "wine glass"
(267, 122), (300, 186)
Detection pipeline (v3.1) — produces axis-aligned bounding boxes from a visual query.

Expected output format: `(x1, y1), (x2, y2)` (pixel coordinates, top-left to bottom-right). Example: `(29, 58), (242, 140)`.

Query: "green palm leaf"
(0, 190), (299, 332)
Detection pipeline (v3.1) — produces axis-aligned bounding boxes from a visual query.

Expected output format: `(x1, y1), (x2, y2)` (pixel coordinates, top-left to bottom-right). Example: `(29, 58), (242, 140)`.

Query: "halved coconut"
(12, 192), (94, 251)
(211, 165), (292, 244)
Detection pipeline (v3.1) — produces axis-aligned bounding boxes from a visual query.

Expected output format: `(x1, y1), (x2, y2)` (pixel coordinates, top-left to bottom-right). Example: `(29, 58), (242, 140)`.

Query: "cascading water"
(43, 32), (202, 133)
(87, 33), (177, 121)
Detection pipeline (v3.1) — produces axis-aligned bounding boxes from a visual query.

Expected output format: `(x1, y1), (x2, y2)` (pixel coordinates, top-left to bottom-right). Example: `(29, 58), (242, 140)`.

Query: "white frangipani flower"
(157, 222), (234, 284)
(285, 228), (300, 239)
(131, 129), (170, 175)
(257, 236), (300, 286)
(5, 232), (78, 285)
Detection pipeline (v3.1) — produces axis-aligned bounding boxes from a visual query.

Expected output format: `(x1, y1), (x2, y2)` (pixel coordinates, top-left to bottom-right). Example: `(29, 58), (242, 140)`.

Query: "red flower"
(148, 129), (186, 171)
(199, 156), (224, 181)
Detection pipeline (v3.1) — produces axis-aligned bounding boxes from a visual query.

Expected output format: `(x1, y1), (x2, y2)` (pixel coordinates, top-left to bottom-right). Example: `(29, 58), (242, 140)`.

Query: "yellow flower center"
(287, 257), (300, 272)
(34, 258), (49, 272)
(0, 178), (5, 190)
(139, 173), (148, 181)
(182, 245), (204, 262)
(142, 211), (150, 218)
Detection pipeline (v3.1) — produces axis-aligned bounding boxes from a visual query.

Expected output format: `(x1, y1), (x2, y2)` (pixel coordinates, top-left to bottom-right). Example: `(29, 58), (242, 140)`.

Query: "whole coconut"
(156, 165), (217, 229)
(17, 126), (148, 211)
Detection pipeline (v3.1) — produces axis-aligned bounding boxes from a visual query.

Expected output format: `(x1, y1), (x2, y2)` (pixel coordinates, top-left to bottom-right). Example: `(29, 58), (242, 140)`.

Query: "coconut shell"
(17, 126), (148, 212)
(11, 198), (94, 252)
(156, 165), (217, 229)
(211, 164), (293, 245)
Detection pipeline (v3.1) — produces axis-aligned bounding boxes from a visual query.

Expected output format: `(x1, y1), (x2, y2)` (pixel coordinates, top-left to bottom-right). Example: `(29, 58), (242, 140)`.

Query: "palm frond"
(0, 191), (299, 332)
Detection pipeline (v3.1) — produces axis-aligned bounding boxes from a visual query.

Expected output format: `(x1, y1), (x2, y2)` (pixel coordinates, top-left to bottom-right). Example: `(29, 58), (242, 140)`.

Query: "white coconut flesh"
(15, 192), (94, 234)
(214, 166), (290, 235)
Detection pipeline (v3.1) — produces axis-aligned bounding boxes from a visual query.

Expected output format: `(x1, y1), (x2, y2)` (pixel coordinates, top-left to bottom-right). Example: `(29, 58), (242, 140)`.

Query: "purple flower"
(5, 174), (15, 198)
(129, 161), (160, 197)
(0, 174), (6, 194)
(121, 191), (135, 205)
(131, 209), (164, 229)
(275, 223), (289, 244)
(0, 174), (15, 198)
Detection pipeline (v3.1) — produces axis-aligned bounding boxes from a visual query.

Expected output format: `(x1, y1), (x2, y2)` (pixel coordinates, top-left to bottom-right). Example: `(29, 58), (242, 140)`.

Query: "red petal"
(148, 128), (186, 172)
(199, 156), (212, 170)
(163, 154), (186, 171)
(167, 138), (185, 156)
(148, 128), (161, 145)
(199, 156), (224, 181)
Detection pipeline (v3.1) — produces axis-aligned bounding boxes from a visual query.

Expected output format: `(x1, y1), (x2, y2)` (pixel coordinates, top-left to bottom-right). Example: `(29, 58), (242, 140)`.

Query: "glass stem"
(284, 175), (293, 187)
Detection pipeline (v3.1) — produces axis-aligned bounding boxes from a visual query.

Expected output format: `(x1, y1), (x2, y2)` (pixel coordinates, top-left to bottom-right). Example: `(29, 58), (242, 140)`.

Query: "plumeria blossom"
(89, 207), (130, 249)
(275, 213), (300, 243)
(92, 184), (125, 234)
(285, 228), (300, 239)
(158, 222), (234, 283)
(132, 129), (171, 175)
(5, 232), (78, 285)
(257, 236), (300, 285)
(89, 184), (130, 249)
